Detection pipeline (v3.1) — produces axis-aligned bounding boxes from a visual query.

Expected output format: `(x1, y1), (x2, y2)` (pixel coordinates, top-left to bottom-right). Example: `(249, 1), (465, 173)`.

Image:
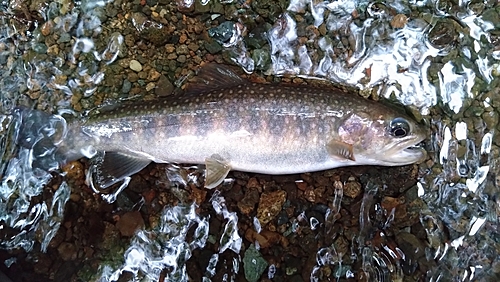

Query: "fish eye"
(390, 118), (410, 138)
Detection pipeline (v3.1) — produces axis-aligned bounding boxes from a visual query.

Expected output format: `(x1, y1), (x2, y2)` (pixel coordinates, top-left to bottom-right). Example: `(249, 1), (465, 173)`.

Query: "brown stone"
(116, 211), (145, 237)
(391, 14), (408, 29)
(190, 185), (207, 206)
(58, 242), (77, 261)
(343, 180), (361, 198)
(237, 188), (259, 215)
(257, 190), (287, 225)
(245, 229), (288, 249)
(41, 21), (53, 36)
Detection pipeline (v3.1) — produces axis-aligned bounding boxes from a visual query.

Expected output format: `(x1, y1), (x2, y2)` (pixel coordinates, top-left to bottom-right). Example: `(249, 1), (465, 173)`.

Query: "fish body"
(22, 65), (427, 188)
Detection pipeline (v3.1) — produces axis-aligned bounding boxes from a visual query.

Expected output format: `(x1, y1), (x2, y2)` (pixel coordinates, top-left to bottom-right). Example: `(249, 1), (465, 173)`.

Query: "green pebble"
(32, 43), (48, 54)
(252, 49), (270, 70)
(121, 80), (132, 94)
(195, 0), (210, 13)
(204, 40), (222, 54)
(482, 111), (498, 130)
(243, 244), (268, 282)
(58, 33), (71, 43)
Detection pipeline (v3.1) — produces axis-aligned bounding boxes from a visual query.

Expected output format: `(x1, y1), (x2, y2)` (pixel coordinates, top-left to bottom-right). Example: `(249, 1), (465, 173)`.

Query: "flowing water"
(0, 0), (499, 281)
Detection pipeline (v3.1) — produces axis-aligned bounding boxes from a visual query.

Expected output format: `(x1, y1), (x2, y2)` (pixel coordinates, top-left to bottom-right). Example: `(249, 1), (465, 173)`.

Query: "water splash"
(0, 108), (69, 252)
(211, 191), (242, 254)
(0, 0), (121, 254)
(100, 202), (209, 281)
(209, 21), (254, 73)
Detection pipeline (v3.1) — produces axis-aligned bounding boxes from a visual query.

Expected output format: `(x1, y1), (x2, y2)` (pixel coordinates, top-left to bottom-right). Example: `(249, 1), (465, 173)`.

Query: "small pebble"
(129, 59), (143, 72)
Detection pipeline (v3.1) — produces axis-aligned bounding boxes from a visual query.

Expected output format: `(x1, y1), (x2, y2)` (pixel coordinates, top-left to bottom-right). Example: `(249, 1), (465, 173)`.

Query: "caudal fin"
(13, 107), (68, 171)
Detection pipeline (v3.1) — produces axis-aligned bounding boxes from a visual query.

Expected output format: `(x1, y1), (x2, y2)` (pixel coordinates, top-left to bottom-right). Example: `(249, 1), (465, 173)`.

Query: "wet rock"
(243, 244), (268, 282)
(238, 188), (260, 215)
(343, 178), (362, 198)
(131, 12), (174, 46)
(129, 59), (142, 72)
(33, 253), (52, 274)
(54, 261), (79, 281)
(41, 20), (53, 36)
(127, 72), (139, 83)
(57, 242), (77, 261)
(62, 161), (85, 184)
(155, 75), (175, 97)
(187, 42), (199, 52)
(147, 68), (161, 81)
(121, 80), (132, 93)
(395, 232), (426, 274)
(428, 19), (459, 49)
(194, 0), (210, 14)
(58, 33), (71, 43)
(303, 187), (316, 202)
(115, 211), (145, 237)
(257, 190), (287, 225)
(245, 229), (288, 249)
(204, 39), (222, 54)
(176, 44), (190, 55)
(208, 21), (235, 44)
(190, 185), (207, 206)
(252, 49), (270, 70)
(176, 0), (194, 13)
(390, 14), (408, 29)
(32, 43), (47, 54)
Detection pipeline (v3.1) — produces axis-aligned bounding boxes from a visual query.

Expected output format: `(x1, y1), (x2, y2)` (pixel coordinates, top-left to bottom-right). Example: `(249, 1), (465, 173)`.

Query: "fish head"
(337, 109), (427, 166)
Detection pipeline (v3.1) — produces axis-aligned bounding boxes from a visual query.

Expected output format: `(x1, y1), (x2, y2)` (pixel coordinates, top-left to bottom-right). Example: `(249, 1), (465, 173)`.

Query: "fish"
(15, 64), (427, 189)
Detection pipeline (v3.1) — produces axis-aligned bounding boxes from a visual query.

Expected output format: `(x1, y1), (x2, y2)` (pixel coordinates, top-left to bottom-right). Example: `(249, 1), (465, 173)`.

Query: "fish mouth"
(383, 136), (427, 164)
(391, 138), (427, 164)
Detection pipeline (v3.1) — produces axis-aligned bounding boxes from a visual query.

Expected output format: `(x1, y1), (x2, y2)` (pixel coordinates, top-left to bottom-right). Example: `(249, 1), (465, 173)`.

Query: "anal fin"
(92, 151), (151, 189)
(204, 154), (231, 189)
(327, 139), (356, 161)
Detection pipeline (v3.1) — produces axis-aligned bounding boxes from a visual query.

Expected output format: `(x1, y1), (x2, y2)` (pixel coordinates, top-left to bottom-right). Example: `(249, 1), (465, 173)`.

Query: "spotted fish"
(17, 64), (427, 189)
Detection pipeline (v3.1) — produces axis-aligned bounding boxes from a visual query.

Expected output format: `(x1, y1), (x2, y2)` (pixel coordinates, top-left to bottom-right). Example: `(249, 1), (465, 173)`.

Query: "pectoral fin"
(327, 139), (356, 161)
(93, 151), (151, 189)
(205, 154), (231, 189)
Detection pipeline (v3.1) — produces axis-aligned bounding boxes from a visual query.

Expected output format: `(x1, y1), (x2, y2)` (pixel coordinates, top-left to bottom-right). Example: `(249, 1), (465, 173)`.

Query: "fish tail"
(13, 107), (69, 171)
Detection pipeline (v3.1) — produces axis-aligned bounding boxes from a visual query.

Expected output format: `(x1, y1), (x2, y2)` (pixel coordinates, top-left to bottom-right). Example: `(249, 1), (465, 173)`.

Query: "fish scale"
(30, 64), (427, 189)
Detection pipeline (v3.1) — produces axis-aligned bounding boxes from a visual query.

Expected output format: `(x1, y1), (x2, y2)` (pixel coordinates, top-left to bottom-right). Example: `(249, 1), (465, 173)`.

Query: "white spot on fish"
(231, 129), (252, 138)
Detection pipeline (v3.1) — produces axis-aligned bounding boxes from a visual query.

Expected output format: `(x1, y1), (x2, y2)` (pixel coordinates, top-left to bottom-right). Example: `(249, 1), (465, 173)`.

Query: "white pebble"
(129, 60), (142, 72)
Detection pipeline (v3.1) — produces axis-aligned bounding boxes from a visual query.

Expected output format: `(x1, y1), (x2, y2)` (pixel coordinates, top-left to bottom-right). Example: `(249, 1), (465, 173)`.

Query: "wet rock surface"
(0, 163), (438, 281)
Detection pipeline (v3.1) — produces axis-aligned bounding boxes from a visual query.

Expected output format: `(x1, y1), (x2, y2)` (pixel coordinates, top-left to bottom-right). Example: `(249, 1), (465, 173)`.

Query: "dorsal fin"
(184, 64), (245, 95)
